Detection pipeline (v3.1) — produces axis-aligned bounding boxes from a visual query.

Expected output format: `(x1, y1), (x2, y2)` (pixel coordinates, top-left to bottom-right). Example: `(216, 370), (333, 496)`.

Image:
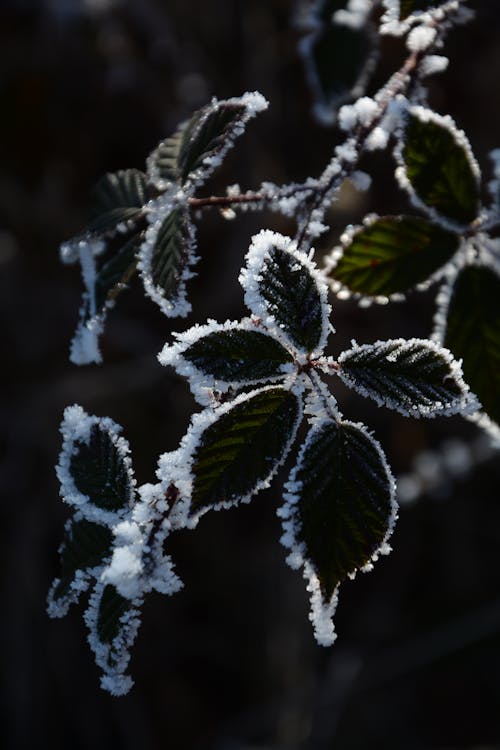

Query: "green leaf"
(251, 243), (326, 353)
(190, 387), (301, 516)
(442, 265), (500, 425)
(94, 233), (141, 311)
(402, 110), (480, 225)
(337, 338), (475, 417)
(148, 101), (247, 187)
(292, 419), (395, 600)
(327, 216), (459, 296)
(301, 6), (375, 122)
(70, 424), (134, 512)
(88, 169), (148, 234)
(150, 208), (192, 298)
(52, 519), (113, 603)
(177, 103), (246, 182)
(182, 327), (294, 383)
(399, 0), (437, 19)
(96, 584), (131, 644)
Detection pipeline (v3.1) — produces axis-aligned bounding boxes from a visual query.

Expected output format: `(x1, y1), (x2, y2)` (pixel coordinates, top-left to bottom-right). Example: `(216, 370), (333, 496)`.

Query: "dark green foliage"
(295, 420), (393, 599)
(97, 585), (130, 644)
(88, 169), (148, 234)
(403, 112), (480, 225)
(182, 328), (293, 383)
(70, 425), (133, 512)
(338, 338), (466, 416)
(328, 216), (459, 295)
(443, 265), (500, 425)
(52, 520), (113, 602)
(148, 102), (246, 186)
(190, 387), (301, 515)
(178, 104), (246, 181)
(399, 0), (437, 20)
(257, 245), (324, 352)
(94, 233), (142, 310)
(150, 208), (192, 299)
(307, 14), (374, 115)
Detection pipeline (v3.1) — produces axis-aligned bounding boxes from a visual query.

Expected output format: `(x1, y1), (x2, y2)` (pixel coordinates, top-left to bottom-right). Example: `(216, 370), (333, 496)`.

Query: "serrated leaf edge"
(137, 193), (199, 318)
(156, 383), (304, 529)
(239, 229), (332, 356)
(56, 405), (136, 528)
(337, 337), (480, 417)
(323, 212), (463, 305)
(393, 102), (481, 231)
(158, 317), (296, 406)
(278, 417), (398, 647)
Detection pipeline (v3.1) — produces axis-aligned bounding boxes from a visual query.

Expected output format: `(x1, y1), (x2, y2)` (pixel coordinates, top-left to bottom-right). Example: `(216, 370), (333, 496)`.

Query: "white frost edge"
(337, 337), (480, 418)
(156, 382), (304, 529)
(239, 229), (332, 357)
(297, 3), (379, 127)
(393, 102), (481, 233)
(55, 404), (136, 528)
(278, 417), (398, 647)
(146, 91), (268, 191)
(158, 317), (295, 406)
(433, 253), (500, 439)
(46, 512), (112, 618)
(137, 191), (199, 319)
(84, 579), (142, 697)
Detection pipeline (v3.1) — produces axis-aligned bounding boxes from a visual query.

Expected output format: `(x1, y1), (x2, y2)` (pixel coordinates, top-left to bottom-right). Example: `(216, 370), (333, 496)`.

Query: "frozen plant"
(49, 0), (500, 696)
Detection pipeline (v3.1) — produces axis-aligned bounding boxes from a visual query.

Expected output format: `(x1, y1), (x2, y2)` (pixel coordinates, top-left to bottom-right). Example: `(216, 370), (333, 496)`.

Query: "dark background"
(2, 1), (500, 748)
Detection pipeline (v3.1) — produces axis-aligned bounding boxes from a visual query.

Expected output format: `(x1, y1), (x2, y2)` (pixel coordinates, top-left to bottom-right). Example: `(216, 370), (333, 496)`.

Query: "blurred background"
(2, 0), (500, 748)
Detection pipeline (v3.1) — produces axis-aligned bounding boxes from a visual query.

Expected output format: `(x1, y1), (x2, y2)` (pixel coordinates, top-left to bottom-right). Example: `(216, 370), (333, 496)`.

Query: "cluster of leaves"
(49, 0), (499, 696)
(60, 92), (268, 364)
(50, 231), (476, 692)
(325, 102), (500, 436)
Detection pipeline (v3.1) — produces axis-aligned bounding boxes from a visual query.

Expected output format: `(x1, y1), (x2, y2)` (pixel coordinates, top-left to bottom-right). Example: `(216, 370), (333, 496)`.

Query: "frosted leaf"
(146, 92), (268, 191)
(394, 104), (481, 228)
(157, 385), (303, 527)
(56, 405), (136, 527)
(84, 581), (142, 696)
(47, 515), (113, 618)
(296, 0), (378, 126)
(337, 338), (479, 417)
(279, 417), (397, 646)
(239, 230), (331, 356)
(138, 196), (198, 318)
(158, 318), (295, 406)
(87, 169), (148, 235)
(324, 214), (460, 300)
(435, 261), (500, 429)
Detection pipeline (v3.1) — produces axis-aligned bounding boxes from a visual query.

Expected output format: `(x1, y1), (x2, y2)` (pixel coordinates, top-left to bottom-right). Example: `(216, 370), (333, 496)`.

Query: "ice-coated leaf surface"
(85, 580), (142, 696)
(327, 215), (459, 296)
(240, 231), (329, 354)
(94, 233), (141, 311)
(189, 387), (301, 516)
(88, 169), (148, 234)
(70, 424), (134, 512)
(284, 419), (395, 602)
(149, 207), (192, 300)
(147, 92), (268, 189)
(402, 109), (480, 225)
(182, 327), (294, 383)
(96, 584), (131, 644)
(338, 338), (476, 417)
(442, 265), (500, 425)
(52, 519), (113, 604)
